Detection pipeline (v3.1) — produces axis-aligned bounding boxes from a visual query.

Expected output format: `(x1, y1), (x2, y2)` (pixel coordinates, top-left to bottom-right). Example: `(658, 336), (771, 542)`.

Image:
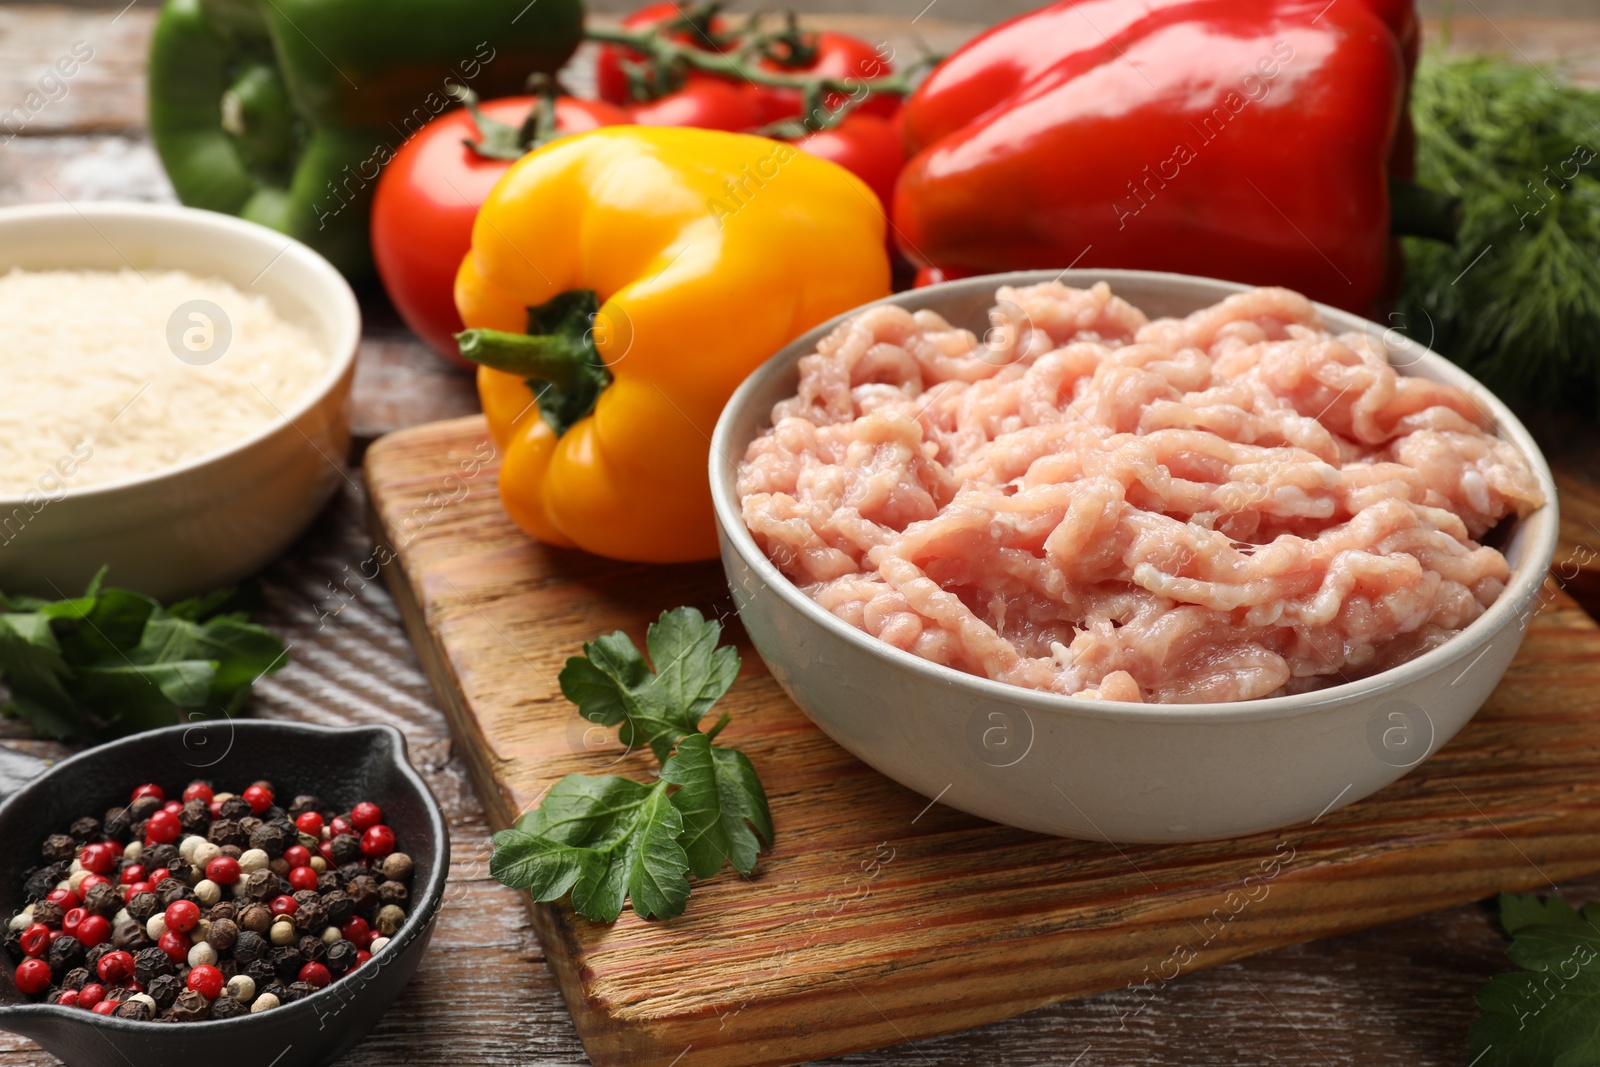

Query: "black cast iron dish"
(0, 721), (448, 1067)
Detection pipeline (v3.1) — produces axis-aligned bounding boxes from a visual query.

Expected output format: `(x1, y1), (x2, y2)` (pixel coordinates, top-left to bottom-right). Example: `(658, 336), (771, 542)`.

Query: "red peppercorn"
(118, 864), (146, 886)
(61, 907), (85, 939)
(339, 917), (370, 945)
(317, 841), (336, 865)
(187, 964), (224, 1000)
(95, 950), (135, 984)
(269, 895), (298, 918)
(208, 800), (223, 818)
(164, 899), (200, 933)
(91, 1000), (117, 1015)
(287, 866), (319, 892)
(350, 802), (383, 832)
(75, 914), (111, 948)
(182, 781), (213, 804)
(19, 923), (50, 958)
(78, 983), (105, 1008)
(284, 845), (312, 869)
(148, 868), (170, 886)
(144, 810), (181, 844)
(79, 843), (115, 875)
(54, 989), (80, 1008)
(360, 824), (396, 859)
(205, 856), (241, 886)
(124, 881), (152, 898)
(13, 959), (50, 996)
(295, 811), (324, 837)
(158, 930), (188, 965)
(104, 841), (124, 858)
(46, 888), (77, 909)
(78, 874), (109, 894)
(130, 783), (164, 803)
(242, 784), (273, 814)
(162, 800), (182, 815)
(355, 949), (372, 965)
(329, 815), (353, 837)
(297, 961), (331, 988)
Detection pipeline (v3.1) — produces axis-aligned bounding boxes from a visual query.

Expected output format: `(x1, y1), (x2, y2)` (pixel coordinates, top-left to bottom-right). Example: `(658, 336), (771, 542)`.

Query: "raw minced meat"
(736, 283), (1544, 703)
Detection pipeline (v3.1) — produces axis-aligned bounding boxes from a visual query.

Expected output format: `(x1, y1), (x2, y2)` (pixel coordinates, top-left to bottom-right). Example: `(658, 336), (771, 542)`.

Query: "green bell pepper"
(147, 0), (583, 277)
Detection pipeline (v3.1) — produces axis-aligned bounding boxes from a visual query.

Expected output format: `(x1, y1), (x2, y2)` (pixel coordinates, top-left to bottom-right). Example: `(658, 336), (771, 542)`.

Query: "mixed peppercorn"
(4, 780), (413, 1022)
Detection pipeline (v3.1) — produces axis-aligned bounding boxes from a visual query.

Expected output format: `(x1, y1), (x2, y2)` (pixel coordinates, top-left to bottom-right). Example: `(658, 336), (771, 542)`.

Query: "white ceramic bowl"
(711, 270), (1559, 843)
(0, 203), (360, 601)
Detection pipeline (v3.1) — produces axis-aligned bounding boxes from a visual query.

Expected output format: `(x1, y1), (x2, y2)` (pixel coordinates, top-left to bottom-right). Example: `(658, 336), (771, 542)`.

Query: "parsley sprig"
(0, 568), (287, 741)
(1470, 892), (1600, 1066)
(489, 607), (773, 922)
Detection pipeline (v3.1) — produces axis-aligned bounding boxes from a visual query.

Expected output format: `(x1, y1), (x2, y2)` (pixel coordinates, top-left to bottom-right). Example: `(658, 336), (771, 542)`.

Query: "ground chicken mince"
(736, 283), (1545, 703)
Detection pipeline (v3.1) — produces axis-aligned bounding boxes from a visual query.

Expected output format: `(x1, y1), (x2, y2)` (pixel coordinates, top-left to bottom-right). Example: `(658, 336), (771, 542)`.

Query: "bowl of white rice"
(0, 203), (360, 601)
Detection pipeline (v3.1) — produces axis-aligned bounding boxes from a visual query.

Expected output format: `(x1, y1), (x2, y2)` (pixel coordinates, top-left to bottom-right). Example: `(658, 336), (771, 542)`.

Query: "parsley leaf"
(490, 775), (690, 921)
(0, 571), (287, 740)
(494, 606), (772, 922)
(559, 607), (740, 762)
(1469, 893), (1600, 1067)
(663, 733), (773, 879)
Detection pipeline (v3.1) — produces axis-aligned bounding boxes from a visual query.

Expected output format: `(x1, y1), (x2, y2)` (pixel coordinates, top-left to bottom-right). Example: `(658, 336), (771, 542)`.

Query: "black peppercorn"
(112, 919), (152, 953)
(170, 989), (211, 1022)
(282, 981), (317, 1003)
(143, 843), (179, 870)
(238, 816), (262, 839)
(219, 844), (243, 860)
(317, 871), (339, 895)
(297, 935), (327, 965)
(40, 834), (76, 862)
(47, 934), (84, 977)
(163, 859), (194, 885)
(320, 890), (354, 927)
(84, 943), (113, 971)
(102, 806), (132, 841)
(244, 869), (280, 902)
(324, 939), (358, 975)
(337, 863), (366, 884)
(59, 967), (90, 991)
(249, 822), (288, 858)
(210, 994), (244, 1019)
(261, 980), (287, 1003)
(129, 795), (162, 821)
(115, 999), (154, 1022)
(237, 902), (272, 934)
(288, 794), (322, 821)
(345, 874), (379, 914)
(147, 973), (182, 1010)
(82, 882), (120, 917)
(207, 918), (239, 953)
(233, 929), (268, 964)
(219, 957), (238, 981)
(154, 878), (192, 907)
(208, 901), (237, 924)
(179, 799), (210, 834)
(68, 815), (101, 841)
(329, 833), (362, 865)
(2, 930), (21, 960)
(266, 944), (303, 981)
(134, 946), (174, 986)
(292, 895), (325, 934)
(126, 891), (160, 924)
(245, 959), (277, 989)
(377, 882), (409, 908)
(23, 862), (68, 901)
(31, 899), (64, 927)
(220, 797), (251, 820)
(207, 818), (247, 849)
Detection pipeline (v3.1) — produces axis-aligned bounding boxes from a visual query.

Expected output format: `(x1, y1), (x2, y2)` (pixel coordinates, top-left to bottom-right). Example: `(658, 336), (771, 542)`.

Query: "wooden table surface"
(3, 5), (1599, 1065)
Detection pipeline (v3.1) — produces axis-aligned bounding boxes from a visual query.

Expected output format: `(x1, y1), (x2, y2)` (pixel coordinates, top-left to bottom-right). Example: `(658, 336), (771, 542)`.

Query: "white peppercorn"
(226, 974), (255, 1003)
(128, 992), (157, 1012)
(191, 841), (222, 871)
(193, 879), (222, 907)
(269, 919), (297, 946)
(369, 936), (390, 953)
(250, 992), (280, 1013)
(237, 848), (269, 874)
(320, 926), (341, 945)
(375, 905), (405, 937)
(8, 907), (34, 932)
(145, 915), (167, 940)
(187, 941), (218, 968)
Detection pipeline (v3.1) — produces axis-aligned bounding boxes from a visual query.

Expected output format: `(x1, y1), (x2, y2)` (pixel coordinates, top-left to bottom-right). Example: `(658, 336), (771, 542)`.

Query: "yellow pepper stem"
(456, 289), (613, 435)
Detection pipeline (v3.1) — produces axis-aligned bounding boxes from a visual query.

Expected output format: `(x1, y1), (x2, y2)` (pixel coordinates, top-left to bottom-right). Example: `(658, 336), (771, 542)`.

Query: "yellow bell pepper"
(455, 125), (890, 562)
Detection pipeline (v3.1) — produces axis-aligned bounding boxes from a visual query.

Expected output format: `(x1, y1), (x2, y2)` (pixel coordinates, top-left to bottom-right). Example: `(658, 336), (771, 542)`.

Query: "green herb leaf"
(559, 607), (740, 762)
(662, 733), (773, 878)
(491, 774), (690, 922)
(1469, 894), (1600, 1066)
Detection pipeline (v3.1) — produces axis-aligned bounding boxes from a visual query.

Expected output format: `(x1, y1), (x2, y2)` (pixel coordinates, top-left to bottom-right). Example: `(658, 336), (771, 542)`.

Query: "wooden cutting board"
(365, 414), (1600, 1067)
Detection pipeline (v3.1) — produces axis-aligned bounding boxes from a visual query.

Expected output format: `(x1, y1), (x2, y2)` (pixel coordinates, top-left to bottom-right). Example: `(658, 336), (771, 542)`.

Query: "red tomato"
(749, 32), (898, 126)
(627, 77), (759, 132)
(371, 95), (629, 366)
(596, 2), (734, 105)
(789, 112), (904, 215)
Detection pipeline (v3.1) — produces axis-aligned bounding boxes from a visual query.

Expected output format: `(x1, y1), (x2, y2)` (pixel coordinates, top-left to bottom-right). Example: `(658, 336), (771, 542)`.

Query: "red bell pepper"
(894, 0), (1421, 314)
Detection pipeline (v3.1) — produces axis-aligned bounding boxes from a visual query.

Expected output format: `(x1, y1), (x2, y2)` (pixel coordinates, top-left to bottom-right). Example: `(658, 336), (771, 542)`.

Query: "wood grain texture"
(365, 413), (1600, 1067)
